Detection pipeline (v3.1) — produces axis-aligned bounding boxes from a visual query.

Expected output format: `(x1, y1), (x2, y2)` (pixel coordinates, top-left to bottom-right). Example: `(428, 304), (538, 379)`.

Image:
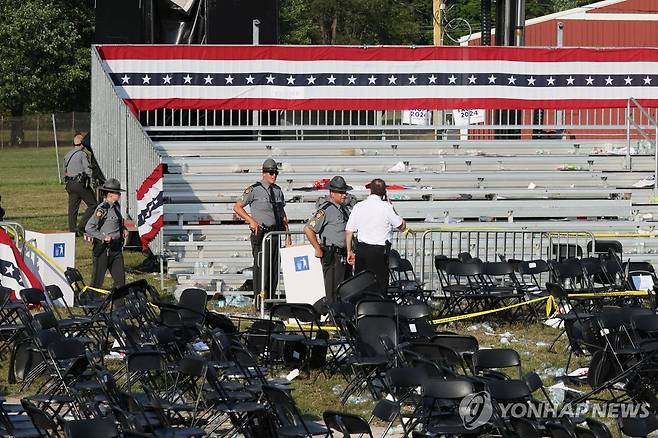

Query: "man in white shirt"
(345, 178), (409, 292)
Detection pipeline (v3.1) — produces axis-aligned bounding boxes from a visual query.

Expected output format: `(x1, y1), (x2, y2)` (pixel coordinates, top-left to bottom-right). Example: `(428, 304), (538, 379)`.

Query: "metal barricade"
(418, 228), (596, 291)
(260, 230), (308, 317)
(546, 232), (596, 261)
(0, 222), (26, 255)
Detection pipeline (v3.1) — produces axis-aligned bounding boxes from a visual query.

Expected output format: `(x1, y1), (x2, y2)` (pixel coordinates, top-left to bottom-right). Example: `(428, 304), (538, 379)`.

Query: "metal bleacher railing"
(90, 45), (658, 298)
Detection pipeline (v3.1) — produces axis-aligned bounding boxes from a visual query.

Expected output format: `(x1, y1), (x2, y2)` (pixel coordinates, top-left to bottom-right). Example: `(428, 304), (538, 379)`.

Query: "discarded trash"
(225, 294), (252, 307)
(567, 367), (588, 378)
(547, 381), (583, 407)
(388, 161), (407, 172)
(346, 394), (371, 404)
(193, 341), (209, 352)
(527, 182), (537, 190)
(633, 175), (656, 188)
(286, 369), (300, 381)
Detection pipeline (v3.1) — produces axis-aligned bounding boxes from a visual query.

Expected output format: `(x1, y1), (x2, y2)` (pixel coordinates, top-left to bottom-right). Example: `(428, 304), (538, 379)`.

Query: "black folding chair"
(323, 411), (373, 438)
(262, 385), (329, 437)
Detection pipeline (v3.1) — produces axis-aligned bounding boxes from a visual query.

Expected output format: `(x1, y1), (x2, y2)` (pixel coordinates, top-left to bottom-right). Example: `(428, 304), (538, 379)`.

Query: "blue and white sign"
(24, 231), (76, 306)
(53, 243), (66, 258)
(294, 255), (310, 272)
(281, 245), (325, 305)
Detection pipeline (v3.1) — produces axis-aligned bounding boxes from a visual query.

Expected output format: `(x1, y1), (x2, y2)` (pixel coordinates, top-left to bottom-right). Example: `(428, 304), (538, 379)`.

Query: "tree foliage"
(0, 0), (597, 124)
(0, 0), (93, 117)
(280, 0), (591, 46)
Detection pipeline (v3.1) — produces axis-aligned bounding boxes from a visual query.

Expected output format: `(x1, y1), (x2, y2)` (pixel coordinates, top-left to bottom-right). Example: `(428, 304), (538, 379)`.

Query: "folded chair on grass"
(413, 379), (490, 437)
(472, 348), (522, 380)
(262, 385), (328, 437)
(441, 261), (487, 316)
(0, 286), (25, 358)
(340, 312), (398, 404)
(0, 399), (41, 438)
(268, 303), (330, 373)
(323, 411), (373, 438)
(336, 271), (384, 304)
(64, 418), (120, 438)
(430, 334), (479, 374)
(388, 250), (431, 304)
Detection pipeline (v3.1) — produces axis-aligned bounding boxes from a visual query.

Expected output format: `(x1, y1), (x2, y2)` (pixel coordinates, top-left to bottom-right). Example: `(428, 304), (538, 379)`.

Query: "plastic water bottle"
(194, 261), (201, 276)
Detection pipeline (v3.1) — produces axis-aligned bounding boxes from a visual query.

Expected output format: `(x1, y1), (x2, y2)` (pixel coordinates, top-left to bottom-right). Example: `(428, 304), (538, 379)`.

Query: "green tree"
(0, 0), (93, 145)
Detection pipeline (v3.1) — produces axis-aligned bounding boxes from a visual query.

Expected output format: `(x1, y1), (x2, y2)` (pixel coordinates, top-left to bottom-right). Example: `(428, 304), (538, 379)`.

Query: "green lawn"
(0, 146), (167, 292)
(0, 147), (611, 428)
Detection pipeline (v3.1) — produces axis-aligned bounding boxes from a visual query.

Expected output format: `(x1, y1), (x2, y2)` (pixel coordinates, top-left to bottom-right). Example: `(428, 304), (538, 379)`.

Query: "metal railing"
(260, 230), (306, 317)
(0, 222), (25, 254)
(0, 113), (90, 150)
(626, 97), (658, 188)
(140, 107), (658, 142)
(413, 228), (595, 291)
(90, 47), (163, 254)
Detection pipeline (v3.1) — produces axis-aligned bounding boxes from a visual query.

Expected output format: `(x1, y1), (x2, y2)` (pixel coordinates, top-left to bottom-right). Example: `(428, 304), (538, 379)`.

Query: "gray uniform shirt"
(239, 181), (286, 228)
(85, 201), (124, 241)
(64, 147), (92, 178)
(306, 200), (351, 248)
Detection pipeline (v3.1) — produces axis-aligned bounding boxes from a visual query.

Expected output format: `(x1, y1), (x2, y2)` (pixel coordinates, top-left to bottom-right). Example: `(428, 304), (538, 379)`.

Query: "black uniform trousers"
(251, 230), (280, 306)
(66, 180), (96, 234)
(90, 242), (125, 289)
(321, 248), (350, 304)
(355, 241), (390, 293)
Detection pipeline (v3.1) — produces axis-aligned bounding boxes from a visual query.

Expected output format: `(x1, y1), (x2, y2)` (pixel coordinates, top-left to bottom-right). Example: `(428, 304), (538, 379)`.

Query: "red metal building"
(460, 0), (658, 139)
(462, 0), (658, 48)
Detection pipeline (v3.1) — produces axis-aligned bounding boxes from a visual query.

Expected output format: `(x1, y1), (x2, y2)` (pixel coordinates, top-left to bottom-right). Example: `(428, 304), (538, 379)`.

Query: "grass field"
(0, 147), (596, 426)
(0, 146), (167, 292)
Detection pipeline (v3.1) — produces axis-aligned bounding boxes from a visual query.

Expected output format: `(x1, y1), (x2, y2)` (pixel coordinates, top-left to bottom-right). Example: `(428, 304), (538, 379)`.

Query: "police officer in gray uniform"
(304, 176), (353, 304)
(233, 159), (291, 304)
(64, 134), (96, 235)
(85, 178), (128, 289)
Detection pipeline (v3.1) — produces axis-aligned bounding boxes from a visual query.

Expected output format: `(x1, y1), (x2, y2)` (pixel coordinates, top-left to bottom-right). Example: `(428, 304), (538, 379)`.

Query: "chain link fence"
(0, 112), (90, 149)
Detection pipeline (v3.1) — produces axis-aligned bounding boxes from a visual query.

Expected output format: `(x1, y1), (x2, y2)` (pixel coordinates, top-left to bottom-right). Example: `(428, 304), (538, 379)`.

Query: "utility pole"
(433, 0), (444, 45)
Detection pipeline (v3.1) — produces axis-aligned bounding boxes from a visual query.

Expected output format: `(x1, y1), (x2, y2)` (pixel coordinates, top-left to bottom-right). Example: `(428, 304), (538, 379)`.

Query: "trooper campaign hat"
(327, 176), (352, 193)
(262, 158), (279, 172)
(99, 178), (125, 193)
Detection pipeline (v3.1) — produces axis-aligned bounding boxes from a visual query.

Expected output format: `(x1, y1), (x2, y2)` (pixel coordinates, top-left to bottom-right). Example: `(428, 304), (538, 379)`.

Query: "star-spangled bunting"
(0, 228), (42, 297)
(137, 164), (164, 251)
(111, 72), (658, 88)
(97, 45), (658, 111)
(0, 259), (24, 288)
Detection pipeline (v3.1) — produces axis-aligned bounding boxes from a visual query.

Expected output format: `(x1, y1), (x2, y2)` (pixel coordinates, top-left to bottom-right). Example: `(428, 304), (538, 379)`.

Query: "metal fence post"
(52, 113), (62, 183)
(626, 98), (632, 170)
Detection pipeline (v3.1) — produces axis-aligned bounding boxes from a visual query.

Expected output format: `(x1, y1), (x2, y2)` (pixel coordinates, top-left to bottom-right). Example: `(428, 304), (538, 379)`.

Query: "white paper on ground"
(567, 367), (589, 377)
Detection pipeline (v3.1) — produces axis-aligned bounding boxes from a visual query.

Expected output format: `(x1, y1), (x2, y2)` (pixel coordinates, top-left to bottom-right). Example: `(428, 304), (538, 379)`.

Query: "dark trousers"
(321, 249), (350, 304)
(251, 232), (279, 305)
(355, 242), (389, 293)
(91, 244), (125, 289)
(66, 180), (96, 234)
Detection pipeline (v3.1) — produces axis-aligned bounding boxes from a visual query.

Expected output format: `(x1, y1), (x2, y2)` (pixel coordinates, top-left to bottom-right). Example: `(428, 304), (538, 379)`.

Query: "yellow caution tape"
(284, 322), (339, 332)
(431, 295), (552, 325)
(7, 228), (67, 274)
(82, 285), (110, 295)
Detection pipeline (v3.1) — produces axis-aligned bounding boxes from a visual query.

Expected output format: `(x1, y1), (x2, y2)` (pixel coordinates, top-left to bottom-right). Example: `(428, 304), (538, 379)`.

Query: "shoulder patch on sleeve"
(308, 209), (325, 228)
(95, 207), (107, 219)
